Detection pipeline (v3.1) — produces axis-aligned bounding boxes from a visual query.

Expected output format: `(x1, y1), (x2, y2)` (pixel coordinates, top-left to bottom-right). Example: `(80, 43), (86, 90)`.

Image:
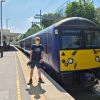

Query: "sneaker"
(38, 78), (44, 83)
(27, 79), (33, 85)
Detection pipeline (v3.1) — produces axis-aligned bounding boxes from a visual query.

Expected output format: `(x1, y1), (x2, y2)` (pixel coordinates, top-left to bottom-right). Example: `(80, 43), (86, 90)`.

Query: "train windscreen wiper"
(93, 49), (97, 54)
(93, 49), (100, 54)
(72, 50), (78, 56)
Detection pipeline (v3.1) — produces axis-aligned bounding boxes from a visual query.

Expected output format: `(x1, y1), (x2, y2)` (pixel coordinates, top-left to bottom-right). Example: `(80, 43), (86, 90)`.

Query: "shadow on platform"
(26, 83), (46, 99)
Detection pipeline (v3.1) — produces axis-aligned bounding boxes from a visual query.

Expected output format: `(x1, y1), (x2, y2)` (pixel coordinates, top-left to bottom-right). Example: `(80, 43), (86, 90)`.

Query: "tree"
(41, 13), (64, 28)
(65, 0), (96, 21)
(25, 24), (41, 37)
(16, 34), (24, 41)
(95, 7), (100, 27)
(16, 24), (41, 40)
(96, 7), (100, 23)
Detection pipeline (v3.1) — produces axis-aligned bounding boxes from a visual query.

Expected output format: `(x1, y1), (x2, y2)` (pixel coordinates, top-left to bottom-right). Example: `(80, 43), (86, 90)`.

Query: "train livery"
(16, 17), (100, 86)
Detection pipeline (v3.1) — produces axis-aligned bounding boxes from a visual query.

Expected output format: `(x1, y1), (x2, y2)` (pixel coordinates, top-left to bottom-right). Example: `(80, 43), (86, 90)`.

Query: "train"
(16, 17), (100, 86)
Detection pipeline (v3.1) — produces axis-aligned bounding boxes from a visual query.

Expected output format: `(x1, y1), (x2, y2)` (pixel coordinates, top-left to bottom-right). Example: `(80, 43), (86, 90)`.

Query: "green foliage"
(65, 0), (96, 21)
(17, 24), (41, 40)
(16, 34), (24, 41)
(41, 13), (64, 28)
(25, 24), (41, 37)
(96, 7), (100, 26)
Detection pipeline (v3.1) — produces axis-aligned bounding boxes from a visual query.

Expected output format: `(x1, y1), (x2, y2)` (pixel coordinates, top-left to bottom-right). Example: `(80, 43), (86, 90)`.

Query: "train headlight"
(95, 56), (100, 62)
(68, 58), (74, 64)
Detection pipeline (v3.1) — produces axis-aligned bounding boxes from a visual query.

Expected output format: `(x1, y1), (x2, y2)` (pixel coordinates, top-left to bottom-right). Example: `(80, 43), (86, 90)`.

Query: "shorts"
(31, 60), (41, 69)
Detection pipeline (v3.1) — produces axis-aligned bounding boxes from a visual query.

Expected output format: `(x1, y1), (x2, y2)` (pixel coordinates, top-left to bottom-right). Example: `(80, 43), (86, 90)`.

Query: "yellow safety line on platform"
(15, 47), (46, 100)
(15, 53), (22, 100)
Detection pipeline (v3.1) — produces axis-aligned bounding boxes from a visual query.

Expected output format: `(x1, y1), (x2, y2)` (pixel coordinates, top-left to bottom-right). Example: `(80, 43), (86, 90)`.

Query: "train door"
(44, 33), (50, 64)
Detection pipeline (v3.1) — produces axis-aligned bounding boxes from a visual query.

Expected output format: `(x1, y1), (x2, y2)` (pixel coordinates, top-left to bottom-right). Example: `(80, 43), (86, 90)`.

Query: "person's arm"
(41, 51), (44, 59)
(30, 45), (34, 62)
(40, 51), (44, 63)
(30, 50), (32, 61)
(40, 46), (44, 63)
(41, 45), (44, 59)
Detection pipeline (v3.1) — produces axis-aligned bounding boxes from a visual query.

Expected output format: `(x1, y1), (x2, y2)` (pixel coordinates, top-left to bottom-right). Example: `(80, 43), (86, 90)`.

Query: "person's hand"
(40, 59), (43, 63)
(27, 60), (31, 66)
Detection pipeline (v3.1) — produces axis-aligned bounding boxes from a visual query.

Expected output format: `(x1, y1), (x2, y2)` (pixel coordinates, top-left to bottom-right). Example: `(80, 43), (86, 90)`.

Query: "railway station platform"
(0, 46), (74, 100)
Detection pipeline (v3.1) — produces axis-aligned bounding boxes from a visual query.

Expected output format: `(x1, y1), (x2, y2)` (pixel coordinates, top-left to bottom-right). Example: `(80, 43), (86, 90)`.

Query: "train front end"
(56, 17), (100, 86)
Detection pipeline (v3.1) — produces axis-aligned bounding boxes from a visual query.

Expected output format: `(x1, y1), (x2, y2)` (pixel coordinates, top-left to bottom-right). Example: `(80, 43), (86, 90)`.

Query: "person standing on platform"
(27, 37), (44, 85)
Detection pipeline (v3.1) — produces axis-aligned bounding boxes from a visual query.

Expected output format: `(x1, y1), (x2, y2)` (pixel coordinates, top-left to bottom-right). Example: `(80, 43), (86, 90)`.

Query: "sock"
(39, 77), (42, 80)
(30, 78), (32, 82)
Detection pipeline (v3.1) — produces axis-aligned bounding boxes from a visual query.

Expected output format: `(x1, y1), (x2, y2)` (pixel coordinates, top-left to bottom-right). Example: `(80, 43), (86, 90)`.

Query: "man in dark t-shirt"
(27, 37), (44, 85)
(31, 44), (44, 61)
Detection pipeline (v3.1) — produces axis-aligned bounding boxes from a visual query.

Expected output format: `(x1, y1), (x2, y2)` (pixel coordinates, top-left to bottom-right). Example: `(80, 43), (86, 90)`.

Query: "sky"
(2, 0), (100, 34)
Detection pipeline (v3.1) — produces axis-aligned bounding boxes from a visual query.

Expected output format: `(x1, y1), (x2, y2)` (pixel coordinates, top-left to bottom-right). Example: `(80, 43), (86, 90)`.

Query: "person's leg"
(38, 68), (44, 83)
(27, 68), (34, 85)
(30, 68), (34, 80)
(36, 62), (44, 83)
(38, 68), (42, 79)
(27, 61), (35, 85)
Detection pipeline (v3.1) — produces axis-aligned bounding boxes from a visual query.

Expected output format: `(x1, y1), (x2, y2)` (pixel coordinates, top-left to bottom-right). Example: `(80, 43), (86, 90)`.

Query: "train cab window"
(85, 31), (100, 48)
(61, 30), (81, 49)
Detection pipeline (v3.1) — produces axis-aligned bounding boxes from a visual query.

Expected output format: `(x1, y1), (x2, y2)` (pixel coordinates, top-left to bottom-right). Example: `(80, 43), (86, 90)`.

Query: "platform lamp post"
(0, 0), (5, 57)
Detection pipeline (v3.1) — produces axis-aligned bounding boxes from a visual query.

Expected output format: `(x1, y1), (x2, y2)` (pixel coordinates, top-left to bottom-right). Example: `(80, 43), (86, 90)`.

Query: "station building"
(0, 29), (20, 45)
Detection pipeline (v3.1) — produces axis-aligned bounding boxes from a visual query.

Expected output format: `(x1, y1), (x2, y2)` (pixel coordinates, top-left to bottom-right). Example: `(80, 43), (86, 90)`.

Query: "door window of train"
(45, 33), (49, 53)
(61, 30), (81, 49)
(85, 31), (100, 48)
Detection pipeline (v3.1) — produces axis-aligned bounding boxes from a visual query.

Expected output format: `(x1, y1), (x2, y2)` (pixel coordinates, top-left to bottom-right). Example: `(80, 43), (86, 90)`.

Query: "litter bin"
(0, 46), (3, 57)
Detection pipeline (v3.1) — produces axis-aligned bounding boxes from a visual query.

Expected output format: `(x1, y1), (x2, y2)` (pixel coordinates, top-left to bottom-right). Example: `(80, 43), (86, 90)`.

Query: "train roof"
(53, 17), (98, 28)
(18, 17), (99, 42)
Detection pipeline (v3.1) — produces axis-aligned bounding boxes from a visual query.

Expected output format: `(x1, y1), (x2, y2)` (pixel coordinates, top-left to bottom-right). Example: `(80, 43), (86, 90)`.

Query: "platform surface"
(0, 47), (30, 100)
